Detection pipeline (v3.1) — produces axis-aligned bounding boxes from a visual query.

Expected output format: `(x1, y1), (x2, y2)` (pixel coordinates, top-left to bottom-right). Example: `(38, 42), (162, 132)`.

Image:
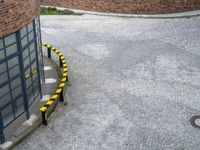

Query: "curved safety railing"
(40, 43), (68, 126)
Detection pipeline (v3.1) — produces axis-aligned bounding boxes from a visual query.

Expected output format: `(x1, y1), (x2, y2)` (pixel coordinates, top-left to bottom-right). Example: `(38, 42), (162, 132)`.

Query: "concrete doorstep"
(0, 114), (41, 150)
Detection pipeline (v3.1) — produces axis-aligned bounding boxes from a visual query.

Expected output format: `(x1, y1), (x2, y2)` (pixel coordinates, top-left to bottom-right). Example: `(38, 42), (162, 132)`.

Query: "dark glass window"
(4, 34), (16, 46)
(14, 96), (25, 117)
(0, 39), (3, 49)
(2, 104), (14, 127)
(0, 93), (12, 108)
(0, 16), (43, 128)
(0, 72), (8, 85)
(0, 50), (5, 60)
(0, 63), (7, 74)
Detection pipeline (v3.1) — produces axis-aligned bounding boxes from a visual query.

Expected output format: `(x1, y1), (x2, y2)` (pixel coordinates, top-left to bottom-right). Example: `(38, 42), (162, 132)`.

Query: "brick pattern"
(0, 0), (41, 37)
(43, 0), (200, 14)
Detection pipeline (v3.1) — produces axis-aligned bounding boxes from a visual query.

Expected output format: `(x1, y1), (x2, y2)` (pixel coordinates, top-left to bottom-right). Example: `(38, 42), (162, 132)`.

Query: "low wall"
(42, 0), (200, 14)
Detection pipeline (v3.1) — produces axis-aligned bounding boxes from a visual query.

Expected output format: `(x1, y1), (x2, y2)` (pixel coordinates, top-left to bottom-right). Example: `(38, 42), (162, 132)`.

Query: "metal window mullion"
(16, 30), (30, 119)
(0, 38), (6, 144)
(38, 15), (45, 82)
(0, 51), (18, 64)
(33, 19), (43, 98)
(27, 24), (36, 102)
(3, 36), (16, 120)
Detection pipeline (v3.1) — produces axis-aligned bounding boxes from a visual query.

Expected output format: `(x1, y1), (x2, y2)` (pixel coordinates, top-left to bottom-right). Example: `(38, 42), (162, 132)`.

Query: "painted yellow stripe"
(56, 88), (62, 94)
(62, 78), (66, 82)
(32, 69), (37, 74)
(47, 44), (51, 48)
(46, 100), (54, 106)
(63, 63), (67, 67)
(59, 83), (65, 88)
(51, 47), (56, 51)
(62, 60), (66, 63)
(55, 50), (59, 53)
(58, 53), (62, 57)
(40, 107), (47, 112)
(63, 68), (68, 72)
(63, 73), (68, 77)
(51, 94), (58, 99)
(60, 56), (65, 60)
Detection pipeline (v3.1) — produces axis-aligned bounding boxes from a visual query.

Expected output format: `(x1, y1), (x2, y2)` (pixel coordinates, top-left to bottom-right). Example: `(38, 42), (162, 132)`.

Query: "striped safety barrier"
(40, 43), (68, 126)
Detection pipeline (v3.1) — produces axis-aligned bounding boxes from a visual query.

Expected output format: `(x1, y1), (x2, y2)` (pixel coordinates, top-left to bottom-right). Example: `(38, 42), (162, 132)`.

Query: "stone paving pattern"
(14, 15), (200, 150)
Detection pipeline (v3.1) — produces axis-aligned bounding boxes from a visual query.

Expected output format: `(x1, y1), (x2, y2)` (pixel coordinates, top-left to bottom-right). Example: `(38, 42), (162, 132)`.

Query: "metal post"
(33, 20), (43, 99)
(16, 31), (30, 119)
(47, 48), (51, 59)
(38, 16), (45, 83)
(59, 58), (63, 68)
(66, 76), (68, 82)
(41, 111), (47, 126)
(60, 89), (64, 102)
(0, 132), (5, 144)
(0, 113), (5, 144)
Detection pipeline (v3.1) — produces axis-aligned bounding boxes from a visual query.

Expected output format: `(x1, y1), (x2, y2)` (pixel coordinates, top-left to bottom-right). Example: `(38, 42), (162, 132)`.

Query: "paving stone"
(13, 15), (200, 150)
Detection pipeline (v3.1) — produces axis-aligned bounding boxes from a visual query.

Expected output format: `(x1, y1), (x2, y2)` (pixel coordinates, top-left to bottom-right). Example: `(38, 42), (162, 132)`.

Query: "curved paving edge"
(42, 5), (200, 19)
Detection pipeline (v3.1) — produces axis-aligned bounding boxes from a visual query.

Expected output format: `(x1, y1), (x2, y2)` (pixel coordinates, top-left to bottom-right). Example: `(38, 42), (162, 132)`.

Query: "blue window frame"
(0, 16), (43, 135)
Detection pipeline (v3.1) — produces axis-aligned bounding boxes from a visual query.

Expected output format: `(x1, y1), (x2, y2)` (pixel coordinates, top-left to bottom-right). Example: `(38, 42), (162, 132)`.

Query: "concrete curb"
(42, 5), (200, 19)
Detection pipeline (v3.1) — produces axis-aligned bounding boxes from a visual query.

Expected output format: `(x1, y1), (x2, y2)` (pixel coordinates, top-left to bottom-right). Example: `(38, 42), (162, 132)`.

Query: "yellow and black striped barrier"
(40, 43), (68, 126)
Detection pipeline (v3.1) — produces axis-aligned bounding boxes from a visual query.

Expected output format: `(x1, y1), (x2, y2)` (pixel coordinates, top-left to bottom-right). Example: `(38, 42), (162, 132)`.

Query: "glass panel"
(9, 65), (20, 78)
(20, 27), (27, 38)
(28, 23), (33, 32)
(11, 85), (22, 99)
(32, 71), (37, 81)
(33, 79), (39, 98)
(25, 67), (31, 75)
(26, 78), (32, 88)
(0, 63), (7, 74)
(8, 57), (19, 69)
(11, 77), (21, 89)
(27, 86), (34, 105)
(30, 51), (36, 62)
(32, 61), (36, 69)
(21, 36), (28, 48)
(0, 93), (11, 108)
(24, 56), (30, 68)
(4, 34), (16, 46)
(0, 84), (9, 98)
(23, 48), (29, 59)
(0, 39), (3, 49)
(28, 31), (34, 41)
(2, 104), (14, 127)
(0, 72), (8, 85)
(30, 42), (35, 53)
(14, 96), (25, 117)
(6, 43), (17, 56)
(0, 50), (5, 60)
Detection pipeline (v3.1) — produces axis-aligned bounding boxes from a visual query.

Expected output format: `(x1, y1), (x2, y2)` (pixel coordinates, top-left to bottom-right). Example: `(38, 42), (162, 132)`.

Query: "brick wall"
(0, 0), (41, 37)
(43, 0), (200, 14)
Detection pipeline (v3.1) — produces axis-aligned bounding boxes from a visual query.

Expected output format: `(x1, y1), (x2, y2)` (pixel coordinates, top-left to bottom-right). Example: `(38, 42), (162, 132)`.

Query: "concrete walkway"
(14, 15), (200, 150)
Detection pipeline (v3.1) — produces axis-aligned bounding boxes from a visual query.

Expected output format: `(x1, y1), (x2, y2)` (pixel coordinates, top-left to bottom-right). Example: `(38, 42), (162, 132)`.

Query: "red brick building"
(43, 0), (200, 14)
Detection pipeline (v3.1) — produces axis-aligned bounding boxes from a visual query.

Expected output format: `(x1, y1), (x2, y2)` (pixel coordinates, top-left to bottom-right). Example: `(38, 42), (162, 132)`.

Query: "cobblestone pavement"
(14, 15), (200, 150)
